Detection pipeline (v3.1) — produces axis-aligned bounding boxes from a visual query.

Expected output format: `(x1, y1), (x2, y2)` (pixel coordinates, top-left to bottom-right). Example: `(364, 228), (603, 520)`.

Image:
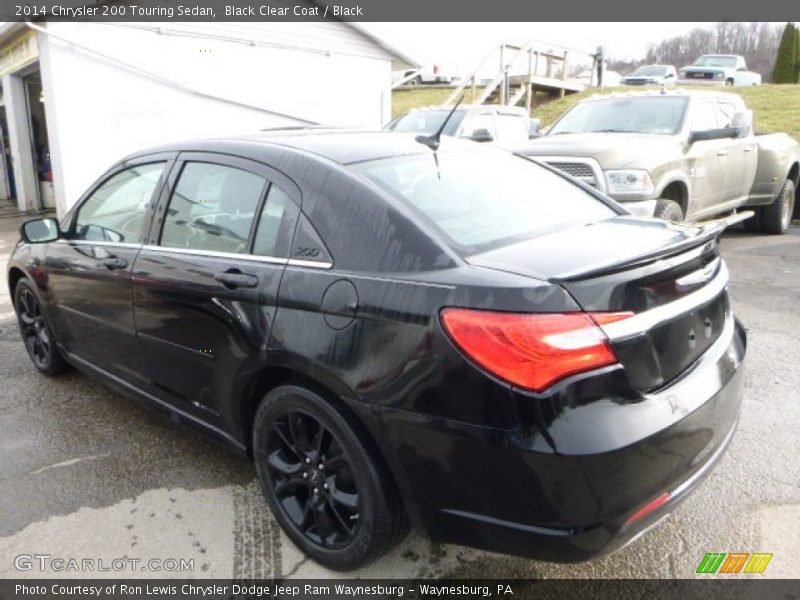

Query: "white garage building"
(0, 21), (415, 216)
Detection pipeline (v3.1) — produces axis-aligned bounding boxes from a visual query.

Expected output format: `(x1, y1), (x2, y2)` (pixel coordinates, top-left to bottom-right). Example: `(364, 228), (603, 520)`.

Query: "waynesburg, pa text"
(14, 584), (515, 598)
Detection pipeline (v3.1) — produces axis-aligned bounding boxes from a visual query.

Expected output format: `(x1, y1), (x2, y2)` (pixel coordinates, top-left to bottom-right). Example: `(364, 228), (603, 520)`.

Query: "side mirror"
(731, 109), (753, 137)
(466, 128), (495, 143)
(689, 127), (739, 144)
(21, 218), (60, 244)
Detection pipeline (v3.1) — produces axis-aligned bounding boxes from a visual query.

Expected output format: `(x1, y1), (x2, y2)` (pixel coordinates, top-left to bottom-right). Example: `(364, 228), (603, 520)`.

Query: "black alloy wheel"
(253, 385), (408, 570)
(15, 280), (68, 375)
(267, 410), (361, 549)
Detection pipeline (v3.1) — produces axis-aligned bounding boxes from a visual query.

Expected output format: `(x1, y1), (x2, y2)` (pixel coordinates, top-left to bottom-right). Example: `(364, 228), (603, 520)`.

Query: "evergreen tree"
(772, 22), (798, 83)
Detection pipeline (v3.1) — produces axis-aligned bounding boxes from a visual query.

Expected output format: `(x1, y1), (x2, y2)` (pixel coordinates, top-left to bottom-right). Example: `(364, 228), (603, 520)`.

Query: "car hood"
(519, 132), (679, 169)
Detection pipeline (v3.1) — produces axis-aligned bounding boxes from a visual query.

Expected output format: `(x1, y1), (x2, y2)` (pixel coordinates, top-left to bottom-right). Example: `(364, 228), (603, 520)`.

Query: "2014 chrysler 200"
(8, 131), (746, 570)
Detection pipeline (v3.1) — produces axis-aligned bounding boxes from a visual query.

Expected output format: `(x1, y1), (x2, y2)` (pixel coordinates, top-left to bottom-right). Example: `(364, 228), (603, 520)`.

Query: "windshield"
(549, 96), (688, 135)
(693, 56), (737, 68)
(354, 149), (616, 255)
(386, 110), (466, 137)
(632, 66), (668, 76)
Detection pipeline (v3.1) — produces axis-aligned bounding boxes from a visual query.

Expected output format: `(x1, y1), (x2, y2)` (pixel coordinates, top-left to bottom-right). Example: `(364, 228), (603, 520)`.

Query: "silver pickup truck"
(518, 91), (799, 233)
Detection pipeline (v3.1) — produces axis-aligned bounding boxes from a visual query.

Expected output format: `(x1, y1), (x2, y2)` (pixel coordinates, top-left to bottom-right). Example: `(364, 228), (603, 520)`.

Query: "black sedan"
(8, 131), (745, 570)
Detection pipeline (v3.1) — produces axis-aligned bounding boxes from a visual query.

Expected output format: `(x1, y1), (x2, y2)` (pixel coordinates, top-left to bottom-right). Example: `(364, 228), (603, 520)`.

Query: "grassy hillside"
(392, 84), (800, 140)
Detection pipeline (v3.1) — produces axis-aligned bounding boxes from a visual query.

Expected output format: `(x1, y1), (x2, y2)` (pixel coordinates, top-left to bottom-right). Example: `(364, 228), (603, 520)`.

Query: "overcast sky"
(364, 22), (711, 72)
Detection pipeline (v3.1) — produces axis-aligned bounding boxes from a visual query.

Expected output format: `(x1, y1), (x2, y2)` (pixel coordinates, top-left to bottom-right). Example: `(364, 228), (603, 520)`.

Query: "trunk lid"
(467, 216), (730, 391)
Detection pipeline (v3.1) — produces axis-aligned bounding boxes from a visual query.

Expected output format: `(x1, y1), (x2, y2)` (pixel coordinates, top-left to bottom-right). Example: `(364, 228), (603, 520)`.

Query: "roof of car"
(125, 130), (484, 166)
(402, 104), (528, 114)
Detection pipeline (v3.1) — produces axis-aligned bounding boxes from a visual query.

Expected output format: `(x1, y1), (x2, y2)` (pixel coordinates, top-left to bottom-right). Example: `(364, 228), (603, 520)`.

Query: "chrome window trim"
(600, 259), (729, 341)
(140, 245), (332, 270)
(55, 239), (143, 250)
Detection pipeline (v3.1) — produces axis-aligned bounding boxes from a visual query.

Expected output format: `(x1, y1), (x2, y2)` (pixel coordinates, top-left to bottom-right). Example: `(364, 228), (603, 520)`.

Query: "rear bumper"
(373, 316), (746, 562)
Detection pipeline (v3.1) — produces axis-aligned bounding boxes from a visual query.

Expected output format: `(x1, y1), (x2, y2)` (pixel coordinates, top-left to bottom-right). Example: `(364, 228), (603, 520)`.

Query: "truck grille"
(688, 71), (714, 80)
(544, 161), (600, 188)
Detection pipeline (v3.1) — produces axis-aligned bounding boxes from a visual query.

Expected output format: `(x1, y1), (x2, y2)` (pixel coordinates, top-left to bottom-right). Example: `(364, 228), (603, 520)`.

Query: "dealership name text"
(16, 584), (514, 597)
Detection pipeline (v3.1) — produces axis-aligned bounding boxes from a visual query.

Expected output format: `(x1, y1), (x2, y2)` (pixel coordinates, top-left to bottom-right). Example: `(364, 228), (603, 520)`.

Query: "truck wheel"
(761, 179), (795, 234)
(654, 199), (684, 222)
(725, 79), (734, 86)
(743, 209), (763, 233)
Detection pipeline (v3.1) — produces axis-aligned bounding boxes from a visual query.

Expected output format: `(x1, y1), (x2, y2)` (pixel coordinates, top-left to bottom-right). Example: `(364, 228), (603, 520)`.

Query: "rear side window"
(252, 184), (298, 258)
(161, 162), (266, 254)
(357, 149), (616, 254)
(75, 162), (165, 243)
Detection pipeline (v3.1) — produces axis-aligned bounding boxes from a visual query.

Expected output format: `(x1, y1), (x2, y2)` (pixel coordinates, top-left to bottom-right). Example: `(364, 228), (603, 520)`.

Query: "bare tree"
(640, 22), (783, 81)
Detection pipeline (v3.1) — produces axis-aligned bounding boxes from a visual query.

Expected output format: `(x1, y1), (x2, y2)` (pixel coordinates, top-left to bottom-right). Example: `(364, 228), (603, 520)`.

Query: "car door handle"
(743, 145), (754, 152)
(101, 257), (128, 270)
(214, 270), (259, 289)
(717, 149), (728, 156)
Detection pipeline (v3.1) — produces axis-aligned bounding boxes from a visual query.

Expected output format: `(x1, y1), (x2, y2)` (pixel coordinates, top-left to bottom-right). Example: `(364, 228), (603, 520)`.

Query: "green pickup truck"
(518, 90), (799, 233)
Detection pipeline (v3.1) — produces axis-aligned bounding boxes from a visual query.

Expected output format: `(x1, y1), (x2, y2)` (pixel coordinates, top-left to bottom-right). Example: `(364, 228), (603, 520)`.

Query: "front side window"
(691, 101), (719, 132)
(161, 162), (266, 254)
(75, 162), (165, 243)
(495, 114), (529, 143)
(461, 113), (496, 138)
(356, 149), (616, 254)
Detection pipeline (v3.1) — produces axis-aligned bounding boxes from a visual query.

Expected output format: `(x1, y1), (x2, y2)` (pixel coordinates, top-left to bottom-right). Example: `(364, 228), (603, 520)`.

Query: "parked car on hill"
(621, 65), (678, 86)
(392, 65), (458, 86)
(10, 131), (745, 570)
(518, 91), (798, 232)
(385, 105), (538, 147)
(678, 55), (762, 86)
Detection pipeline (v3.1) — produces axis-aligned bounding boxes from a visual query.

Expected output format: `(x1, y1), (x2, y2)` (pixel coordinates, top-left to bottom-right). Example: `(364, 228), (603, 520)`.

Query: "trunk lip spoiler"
(600, 258), (728, 342)
(548, 212), (750, 284)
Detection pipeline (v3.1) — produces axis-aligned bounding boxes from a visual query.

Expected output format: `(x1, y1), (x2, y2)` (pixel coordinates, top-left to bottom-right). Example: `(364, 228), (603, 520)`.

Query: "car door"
(684, 99), (728, 218)
(45, 154), (173, 384)
(714, 99), (757, 203)
(132, 153), (300, 427)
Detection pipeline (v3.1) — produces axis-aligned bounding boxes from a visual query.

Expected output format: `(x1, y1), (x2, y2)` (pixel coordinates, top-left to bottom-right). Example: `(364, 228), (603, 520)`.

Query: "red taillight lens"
(440, 308), (632, 392)
(625, 492), (671, 526)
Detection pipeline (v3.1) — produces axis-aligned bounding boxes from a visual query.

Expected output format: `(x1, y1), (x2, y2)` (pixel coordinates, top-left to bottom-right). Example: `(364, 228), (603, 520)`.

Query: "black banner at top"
(0, 0), (796, 22)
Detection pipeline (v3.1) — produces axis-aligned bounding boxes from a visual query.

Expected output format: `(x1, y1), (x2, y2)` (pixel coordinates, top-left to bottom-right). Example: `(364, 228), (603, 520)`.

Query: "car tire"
(743, 208), (763, 233)
(761, 178), (796, 235)
(725, 79), (734, 86)
(14, 278), (69, 376)
(654, 199), (684, 222)
(252, 384), (408, 571)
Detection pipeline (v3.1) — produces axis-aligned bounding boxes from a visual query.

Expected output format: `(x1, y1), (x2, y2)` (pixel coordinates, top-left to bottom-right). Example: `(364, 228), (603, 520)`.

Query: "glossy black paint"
(7, 132), (746, 562)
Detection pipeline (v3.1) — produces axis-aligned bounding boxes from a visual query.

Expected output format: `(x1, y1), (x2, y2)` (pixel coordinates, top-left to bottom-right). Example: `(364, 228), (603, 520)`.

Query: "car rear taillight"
(440, 309), (633, 392)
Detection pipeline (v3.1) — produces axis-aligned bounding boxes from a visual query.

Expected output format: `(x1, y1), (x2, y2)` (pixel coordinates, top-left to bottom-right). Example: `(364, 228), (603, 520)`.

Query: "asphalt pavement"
(1, 202), (798, 579)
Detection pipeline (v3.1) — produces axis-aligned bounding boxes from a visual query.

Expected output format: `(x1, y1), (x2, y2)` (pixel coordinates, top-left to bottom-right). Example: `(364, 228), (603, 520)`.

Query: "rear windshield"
(354, 149), (616, 255)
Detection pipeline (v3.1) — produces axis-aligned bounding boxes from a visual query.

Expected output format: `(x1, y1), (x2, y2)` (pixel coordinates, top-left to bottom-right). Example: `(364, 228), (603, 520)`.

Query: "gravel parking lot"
(1, 203), (798, 580)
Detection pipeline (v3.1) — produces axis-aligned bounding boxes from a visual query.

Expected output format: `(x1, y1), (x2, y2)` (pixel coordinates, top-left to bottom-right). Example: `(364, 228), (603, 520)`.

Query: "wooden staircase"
(444, 40), (598, 110)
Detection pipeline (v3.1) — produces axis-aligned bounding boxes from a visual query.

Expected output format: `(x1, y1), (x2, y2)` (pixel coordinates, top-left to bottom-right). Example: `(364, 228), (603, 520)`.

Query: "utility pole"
(596, 45), (605, 88)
